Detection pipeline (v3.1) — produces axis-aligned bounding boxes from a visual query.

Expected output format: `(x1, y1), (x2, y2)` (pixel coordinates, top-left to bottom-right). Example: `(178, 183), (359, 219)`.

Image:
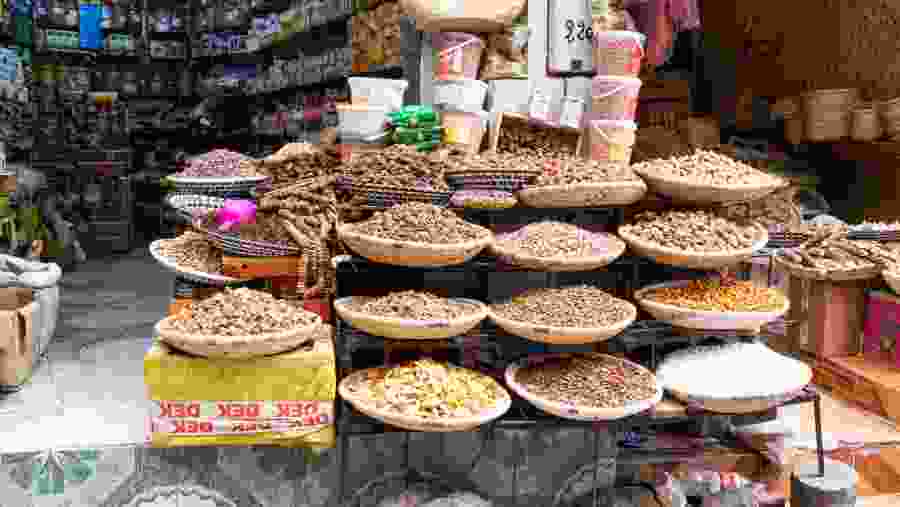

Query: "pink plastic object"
(215, 199), (257, 232)
(862, 290), (900, 367)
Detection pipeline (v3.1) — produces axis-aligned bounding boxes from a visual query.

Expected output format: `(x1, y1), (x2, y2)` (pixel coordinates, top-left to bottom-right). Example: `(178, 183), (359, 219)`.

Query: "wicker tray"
(338, 367), (512, 432)
(166, 175), (269, 196)
(333, 296), (488, 340)
(488, 302), (636, 345)
(632, 168), (785, 205)
(490, 231), (626, 272)
(773, 254), (881, 281)
(516, 181), (647, 208)
(149, 240), (240, 286)
(634, 280), (790, 332)
(337, 180), (452, 208)
(618, 226), (768, 270)
(337, 224), (493, 268)
(446, 173), (537, 193)
(154, 316), (322, 359)
(201, 225), (302, 257)
(505, 353), (663, 421)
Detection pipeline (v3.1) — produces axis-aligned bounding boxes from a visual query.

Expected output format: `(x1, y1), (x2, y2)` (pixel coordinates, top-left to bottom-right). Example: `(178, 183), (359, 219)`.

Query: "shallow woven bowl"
(488, 301), (636, 345)
(516, 181), (647, 208)
(338, 367), (512, 432)
(490, 231), (626, 272)
(166, 175), (269, 196)
(337, 224), (493, 268)
(333, 296), (488, 340)
(618, 225), (768, 270)
(884, 270), (900, 295)
(632, 169), (785, 205)
(505, 353), (663, 421)
(634, 280), (790, 332)
(149, 240), (240, 286)
(773, 255), (881, 282)
(154, 315), (322, 359)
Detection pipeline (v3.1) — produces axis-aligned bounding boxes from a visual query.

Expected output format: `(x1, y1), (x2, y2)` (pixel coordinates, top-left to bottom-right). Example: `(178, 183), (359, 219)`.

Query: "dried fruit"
(168, 288), (319, 336)
(644, 279), (786, 312)
(620, 210), (762, 252)
(348, 203), (491, 244)
(491, 286), (632, 328)
(346, 291), (477, 320)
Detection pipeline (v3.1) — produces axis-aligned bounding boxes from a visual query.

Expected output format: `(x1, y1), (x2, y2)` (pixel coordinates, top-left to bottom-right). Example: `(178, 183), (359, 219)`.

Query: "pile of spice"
(346, 291), (478, 320)
(643, 279), (786, 312)
(155, 231), (222, 274)
(495, 221), (622, 258)
(534, 158), (642, 186)
(336, 145), (452, 190)
(620, 210), (762, 252)
(166, 288), (319, 336)
(491, 286), (633, 328)
(347, 203), (491, 244)
(345, 359), (506, 419)
(515, 354), (657, 408)
(631, 150), (783, 186)
(176, 149), (261, 178)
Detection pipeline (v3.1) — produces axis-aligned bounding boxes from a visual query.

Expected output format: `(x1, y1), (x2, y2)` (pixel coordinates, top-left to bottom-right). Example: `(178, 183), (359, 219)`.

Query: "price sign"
(528, 89), (552, 124)
(546, 0), (594, 76)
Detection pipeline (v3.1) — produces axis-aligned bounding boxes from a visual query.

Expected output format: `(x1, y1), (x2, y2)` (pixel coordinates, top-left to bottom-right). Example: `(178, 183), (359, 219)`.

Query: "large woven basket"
(490, 231), (626, 272)
(333, 296), (488, 340)
(631, 168), (786, 205)
(505, 353), (662, 421)
(488, 302), (636, 345)
(773, 254), (881, 281)
(618, 226), (769, 270)
(336, 179), (452, 208)
(634, 280), (790, 332)
(165, 194), (226, 223)
(337, 224), (493, 267)
(154, 316), (323, 359)
(666, 386), (811, 415)
(445, 172), (538, 193)
(166, 175), (269, 196)
(149, 240), (240, 286)
(338, 367), (512, 432)
(516, 181), (647, 208)
(202, 225), (302, 257)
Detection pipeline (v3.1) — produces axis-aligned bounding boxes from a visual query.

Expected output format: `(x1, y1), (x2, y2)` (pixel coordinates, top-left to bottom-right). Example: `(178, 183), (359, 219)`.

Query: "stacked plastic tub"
(587, 30), (646, 163)
(432, 32), (489, 155)
(341, 77), (409, 160)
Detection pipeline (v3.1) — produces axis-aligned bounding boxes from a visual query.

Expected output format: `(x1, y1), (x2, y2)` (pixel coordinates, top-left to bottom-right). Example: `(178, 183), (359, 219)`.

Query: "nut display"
(515, 354), (658, 409)
(491, 286), (633, 328)
(345, 290), (477, 320)
(631, 150), (783, 186)
(155, 230), (222, 274)
(643, 279), (787, 312)
(444, 151), (543, 176)
(495, 221), (619, 258)
(347, 203), (491, 244)
(534, 158), (642, 186)
(167, 287), (319, 336)
(715, 187), (802, 229)
(450, 190), (518, 209)
(176, 149), (261, 178)
(336, 145), (452, 191)
(342, 359), (507, 419)
(495, 115), (581, 156)
(620, 210), (762, 252)
(259, 177), (337, 245)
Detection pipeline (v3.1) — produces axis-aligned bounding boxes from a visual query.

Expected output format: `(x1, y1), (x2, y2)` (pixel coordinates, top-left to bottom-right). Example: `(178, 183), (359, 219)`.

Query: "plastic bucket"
(337, 104), (390, 139)
(590, 76), (642, 121)
(348, 78), (409, 112)
(588, 120), (637, 163)
(433, 32), (485, 81)
(434, 79), (489, 113)
(593, 31), (645, 77)
(441, 110), (489, 154)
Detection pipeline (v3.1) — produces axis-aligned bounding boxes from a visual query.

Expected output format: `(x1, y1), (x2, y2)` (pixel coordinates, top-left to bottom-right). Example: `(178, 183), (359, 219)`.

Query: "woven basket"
(149, 240), (240, 286)
(338, 367), (512, 432)
(166, 175), (269, 196)
(803, 89), (858, 142)
(154, 316), (323, 359)
(490, 231), (626, 272)
(505, 353), (662, 421)
(166, 194), (226, 214)
(203, 226), (302, 257)
(666, 387), (810, 415)
(333, 296), (487, 340)
(445, 173), (537, 193)
(631, 167), (786, 205)
(634, 280), (790, 332)
(488, 302), (636, 345)
(339, 182), (452, 209)
(773, 254), (881, 281)
(516, 181), (647, 208)
(618, 226), (769, 270)
(337, 224), (493, 267)
(880, 97), (900, 138)
(883, 270), (900, 295)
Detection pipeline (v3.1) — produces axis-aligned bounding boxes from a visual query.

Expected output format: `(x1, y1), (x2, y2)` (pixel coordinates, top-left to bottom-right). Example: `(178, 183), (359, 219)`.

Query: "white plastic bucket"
(588, 119), (637, 163)
(434, 79), (489, 113)
(347, 78), (408, 112)
(593, 30), (646, 77)
(441, 110), (489, 154)
(432, 32), (485, 80)
(337, 104), (390, 139)
(591, 76), (642, 121)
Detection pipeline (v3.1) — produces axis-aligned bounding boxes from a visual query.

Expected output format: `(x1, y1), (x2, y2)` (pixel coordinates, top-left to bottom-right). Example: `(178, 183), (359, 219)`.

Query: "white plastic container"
(347, 78), (408, 112)
(434, 79), (489, 114)
(337, 104), (390, 139)
(441, 110), (489, 154)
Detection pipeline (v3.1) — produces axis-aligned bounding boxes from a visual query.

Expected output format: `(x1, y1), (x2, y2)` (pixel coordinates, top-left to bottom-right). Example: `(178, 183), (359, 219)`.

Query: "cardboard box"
(144, 329), (336, 448)
(862, 290), (900, 367)
(0, 286), (58, 389)
(813, 355), (900, 424)
(784, 276), (868, 357)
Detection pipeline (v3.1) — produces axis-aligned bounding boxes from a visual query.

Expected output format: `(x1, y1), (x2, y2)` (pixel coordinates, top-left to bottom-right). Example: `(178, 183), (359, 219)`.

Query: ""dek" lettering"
(158, 402), (200, 418)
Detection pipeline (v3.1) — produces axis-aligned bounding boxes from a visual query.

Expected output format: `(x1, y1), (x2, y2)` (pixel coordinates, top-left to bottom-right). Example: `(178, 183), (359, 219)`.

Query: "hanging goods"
(546, 0), (596, 77)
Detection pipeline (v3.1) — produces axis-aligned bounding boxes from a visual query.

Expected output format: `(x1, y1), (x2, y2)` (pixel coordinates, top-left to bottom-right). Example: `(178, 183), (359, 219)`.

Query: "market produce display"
(631, 149), (785, 204)
(776, 234), (900, 280)
(336, 145), (453, 191)
(252, 142), (342, 189)
(635, 279), (790, 331)
(494, 114), (581, 156)
(149, 231), (239, 286)
(334, 291), (488, 340)
(338, 359), (511, 432)
(155, 287), (322, 358)
(516, 158), (647, 208)
(450, 190), (518, 209)
(505, 353), (662, 421)
(175, 149), (260, 178)
(490, 221), (626, 271)
(656, 342), (812, 414)
(337, 203), (493, 267)
(489, 285), (636, 344)
(618, 210), (767, 269)
(258, 177), (337, 246)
